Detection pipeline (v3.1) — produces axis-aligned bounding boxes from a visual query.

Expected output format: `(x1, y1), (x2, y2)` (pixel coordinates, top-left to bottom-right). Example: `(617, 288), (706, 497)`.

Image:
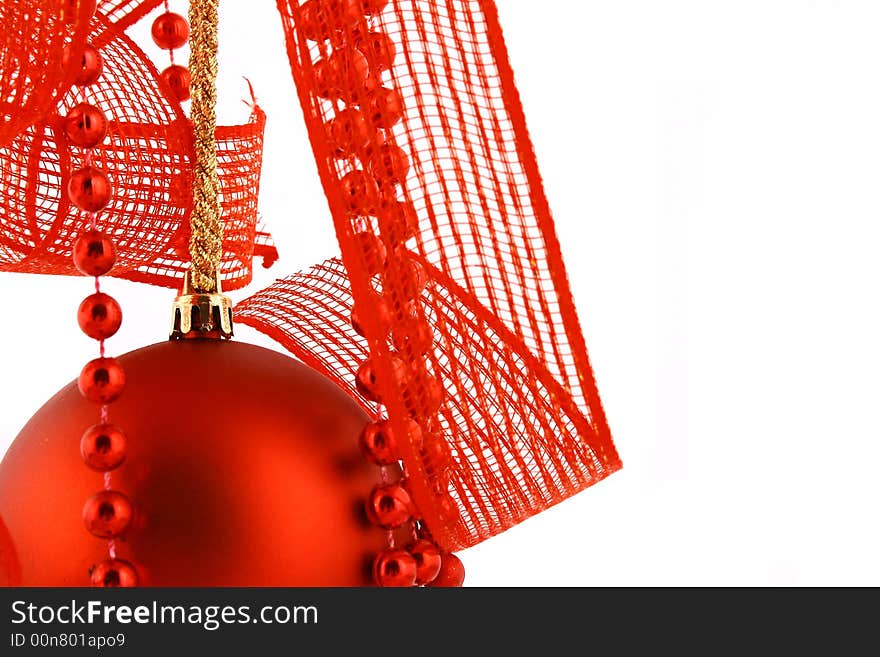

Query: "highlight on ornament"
(0, 0), (621, 587)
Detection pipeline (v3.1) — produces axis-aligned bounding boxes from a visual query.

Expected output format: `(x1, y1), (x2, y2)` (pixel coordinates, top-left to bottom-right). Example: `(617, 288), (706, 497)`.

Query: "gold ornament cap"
(169, 268), (233, 340)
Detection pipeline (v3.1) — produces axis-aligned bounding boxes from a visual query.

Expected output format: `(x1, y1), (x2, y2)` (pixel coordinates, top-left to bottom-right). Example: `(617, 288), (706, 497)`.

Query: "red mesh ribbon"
(0, 6), (277, 290)
(0, 0), (92, 147)
(235, 0), (621, 551)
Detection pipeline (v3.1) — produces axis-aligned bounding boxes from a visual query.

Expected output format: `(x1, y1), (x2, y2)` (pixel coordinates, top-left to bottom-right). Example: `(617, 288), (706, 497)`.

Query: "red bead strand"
(64, 23), (138, 586)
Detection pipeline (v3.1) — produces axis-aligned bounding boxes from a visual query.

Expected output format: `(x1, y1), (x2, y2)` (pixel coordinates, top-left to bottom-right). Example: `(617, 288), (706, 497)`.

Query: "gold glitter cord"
(187, 0), (222, 293)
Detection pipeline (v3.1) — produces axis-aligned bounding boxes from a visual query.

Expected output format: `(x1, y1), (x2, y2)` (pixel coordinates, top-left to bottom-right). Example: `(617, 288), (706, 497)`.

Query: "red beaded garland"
(299, 0), (363, 42)
(82, 490), (133, 539)
(63, 102), (108, 148)
(356, 355), (410, 402)
(160, 65), (191, 102)
(365, 482), (412, 529)
(151, 12), (190, 50)
(427, 552), (465, 587)
(68, 166), (112, 213)
(72, 229), (117, 276)
(350, 291), (394, 336)
(377, 196), (420, 243)
(77, 292), (123, 340)
(408, 539), (442, 585)
(78, 356), (125, 404)
(390, 316), (434, 355)
(373, 548), (417, 587)
(80, 423), (127, 471)
(89, 558), (138, 587)
(362, 0), (390, 16)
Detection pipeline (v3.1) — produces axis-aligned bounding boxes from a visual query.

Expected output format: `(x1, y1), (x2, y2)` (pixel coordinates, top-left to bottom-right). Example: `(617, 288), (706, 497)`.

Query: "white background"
(3, 0), (880, 586)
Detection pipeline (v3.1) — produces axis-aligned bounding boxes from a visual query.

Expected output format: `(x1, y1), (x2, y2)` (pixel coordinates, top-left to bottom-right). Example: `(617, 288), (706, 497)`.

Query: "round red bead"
(68, 166), (112, 213)
(420, 431), (452, 473)
(352, 231), (387, 276)
(80, 422), (127, 471)
(72, 229), (116, 276)
(78, 357), (125, 404)
(365, 87), (404, 128)
(77, 292), (122, 340)
(355, 30), (396, 71)
(67, 43), (103, 86)
(90, 558), (138, 587)
(373, 548), (417, 587)
(391, 316), (434, 355)
(299, 0), (363, 42)
(358, 420), (398, 466)
(365, 482), (412, 529)
(328, 108), (370, 157)
(63, 102), (108, 148)
(427, 552), (465, 587)
(362, 0), (390, 16)
(350, 291), (393, 337)
(161, 65), (191, 102)
(408, 539), (442, 585)
(61, 0), (96, 24)
(377, 195), (420, 244)
(340, 170), (379, 215)
(151, 12), (190, 50)
(82, 490), (133, 538)
(368, 143), (410, 185)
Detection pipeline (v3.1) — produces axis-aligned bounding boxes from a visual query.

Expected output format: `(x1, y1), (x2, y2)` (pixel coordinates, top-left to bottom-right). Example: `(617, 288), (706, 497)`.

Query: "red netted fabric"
(266, 0), (621, 550)
(237, 253), (618, 550)
(0, 0), (92, 147)
(0, 9), (276, 290)
(97, 0), (165, 32)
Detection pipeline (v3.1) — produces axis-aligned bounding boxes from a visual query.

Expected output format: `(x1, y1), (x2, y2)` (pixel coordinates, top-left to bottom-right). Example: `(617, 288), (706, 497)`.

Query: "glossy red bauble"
(72, 230), (116, 276)
(373, 548), (417, 587)
(160, 65), (191, 102)
(90, 558), (138, 587)
(77, 292), (122, 340)
(151, 12), (190, 50)
(68, 166), (112, 212)
(63, 103), (108, 148)
(0, 341), (392, 585)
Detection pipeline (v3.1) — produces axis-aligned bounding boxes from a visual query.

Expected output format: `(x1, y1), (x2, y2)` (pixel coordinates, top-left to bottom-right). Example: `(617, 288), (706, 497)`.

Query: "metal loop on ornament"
(169, 268), (233, 340)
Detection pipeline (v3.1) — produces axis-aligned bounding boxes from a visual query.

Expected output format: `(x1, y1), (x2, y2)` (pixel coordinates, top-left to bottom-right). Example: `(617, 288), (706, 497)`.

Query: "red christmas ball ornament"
(89, 558), (138, 587)
(63, 102), (108, 148)
(77, 292), (123, 340)
(151, 12), (190, 50)
(365, 482), (412, 529)
(72, 230), (117, 276)
(68, 166), (112, 213)
(373, 548), (417, 587)
(78, 356), (125, 404)
(80, 423), (127, 471)
(82, 490), (133, 538)
(160, 65), (191, 102)
(427, 552), (465, 587)
(0, 341), (391, 585)
(408, 538), (442, 585)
